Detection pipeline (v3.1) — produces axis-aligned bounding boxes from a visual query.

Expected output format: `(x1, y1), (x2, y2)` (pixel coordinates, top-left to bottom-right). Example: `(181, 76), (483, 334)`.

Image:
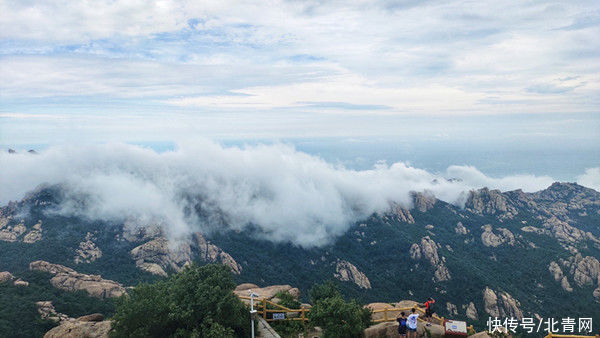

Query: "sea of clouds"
(1, 141), (598, 247)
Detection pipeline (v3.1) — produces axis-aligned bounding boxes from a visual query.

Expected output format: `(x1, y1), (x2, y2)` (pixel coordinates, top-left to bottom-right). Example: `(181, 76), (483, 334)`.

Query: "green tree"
(110, 264), (249, 338)
(309, 280), (340, 304)
(308, 282), (372, 338)
(269, 291), (305, 337)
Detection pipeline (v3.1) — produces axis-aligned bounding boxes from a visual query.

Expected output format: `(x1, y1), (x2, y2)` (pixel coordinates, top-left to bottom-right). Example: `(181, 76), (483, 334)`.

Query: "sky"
(0, 0), (599, 180)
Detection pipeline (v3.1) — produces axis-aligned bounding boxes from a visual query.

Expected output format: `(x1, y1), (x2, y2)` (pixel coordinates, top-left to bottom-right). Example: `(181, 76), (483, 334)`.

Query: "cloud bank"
(577, 167), (600, 192)
(0, 142), (594, 247)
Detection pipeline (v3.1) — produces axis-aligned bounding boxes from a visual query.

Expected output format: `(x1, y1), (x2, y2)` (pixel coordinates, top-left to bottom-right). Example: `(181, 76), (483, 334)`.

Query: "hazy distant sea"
(3, 137), (598, 183)
(152, 137), (599, 182)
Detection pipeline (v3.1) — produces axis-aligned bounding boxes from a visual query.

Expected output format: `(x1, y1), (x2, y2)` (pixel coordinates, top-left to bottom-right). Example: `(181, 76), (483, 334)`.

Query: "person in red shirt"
(421, 297), (435, 325)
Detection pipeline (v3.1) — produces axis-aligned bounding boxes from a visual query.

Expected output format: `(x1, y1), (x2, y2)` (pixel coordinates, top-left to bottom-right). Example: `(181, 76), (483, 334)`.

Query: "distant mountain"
(1, 182), (599, 335)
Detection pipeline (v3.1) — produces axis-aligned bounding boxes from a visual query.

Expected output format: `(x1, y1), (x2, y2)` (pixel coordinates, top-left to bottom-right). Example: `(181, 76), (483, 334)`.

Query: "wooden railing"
(239, 296), (478, 332)
(371, 306), (445, 326)
(239, 296), (309, 322)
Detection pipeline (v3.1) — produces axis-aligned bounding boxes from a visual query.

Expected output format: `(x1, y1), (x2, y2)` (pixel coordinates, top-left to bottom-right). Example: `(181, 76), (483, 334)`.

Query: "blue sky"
(0, 0), (599, 179)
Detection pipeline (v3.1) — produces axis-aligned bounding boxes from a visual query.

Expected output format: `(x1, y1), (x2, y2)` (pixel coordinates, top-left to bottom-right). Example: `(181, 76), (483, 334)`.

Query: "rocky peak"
(465, 188), (517, 219)
(465, 302), (478, 320)
(411, 191), (437, 212)
(504, 189), (538, 209)
(483, 287), (523, 319)
(130, 233), (242, 277)
(548, 261), (573, 292)
(388, 203), (415, 224)
(334, 260), (371, 289)
(534, 182), (591, 201)
(130, 237), (192, 277)
(480, 225), (515, 247)
(564, 254), (600, 288)
(410, 237), (451, 282)
(194, 233), (242, 274)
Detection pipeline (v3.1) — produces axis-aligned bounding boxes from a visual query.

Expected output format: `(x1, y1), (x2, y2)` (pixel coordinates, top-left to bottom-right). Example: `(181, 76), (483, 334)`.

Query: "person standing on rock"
(421, 297), (435, 325)
(406, 308), (419, 338)
(396, 311), (408, 337)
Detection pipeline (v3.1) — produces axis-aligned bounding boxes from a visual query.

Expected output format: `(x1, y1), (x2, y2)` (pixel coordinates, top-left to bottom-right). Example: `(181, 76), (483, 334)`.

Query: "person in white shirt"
(406, 308), (419, 338)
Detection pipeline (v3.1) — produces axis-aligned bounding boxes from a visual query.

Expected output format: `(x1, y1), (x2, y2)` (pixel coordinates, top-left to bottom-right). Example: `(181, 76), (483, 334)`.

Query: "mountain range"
(1, 182), (599, 336)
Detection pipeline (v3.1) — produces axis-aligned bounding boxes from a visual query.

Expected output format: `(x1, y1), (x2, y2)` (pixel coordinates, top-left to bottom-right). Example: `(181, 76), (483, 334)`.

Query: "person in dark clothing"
(421, 298), (435, 326)
(396, 311), (407, 337)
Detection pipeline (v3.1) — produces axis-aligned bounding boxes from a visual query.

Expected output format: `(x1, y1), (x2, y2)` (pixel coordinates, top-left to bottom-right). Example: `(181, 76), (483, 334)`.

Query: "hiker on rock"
(396, 311), (407, 337)
(420, 297), (435, 325)
(406, 308), (419, 338)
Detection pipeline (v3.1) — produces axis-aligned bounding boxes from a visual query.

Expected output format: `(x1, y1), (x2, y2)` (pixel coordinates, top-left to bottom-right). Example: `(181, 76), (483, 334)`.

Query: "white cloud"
(577, 167), (600, 191)
(0, 142), (561, 246)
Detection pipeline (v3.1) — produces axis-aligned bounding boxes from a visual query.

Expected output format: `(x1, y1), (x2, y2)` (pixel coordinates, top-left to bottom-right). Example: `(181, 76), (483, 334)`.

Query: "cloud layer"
(1, 1), (599, 128)
(2, 142), (594, 247)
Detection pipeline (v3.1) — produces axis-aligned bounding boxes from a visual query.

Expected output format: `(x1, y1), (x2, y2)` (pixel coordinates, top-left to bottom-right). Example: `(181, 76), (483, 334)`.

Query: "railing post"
(384, 308), (388, 321)
(262, 299), (267, 319)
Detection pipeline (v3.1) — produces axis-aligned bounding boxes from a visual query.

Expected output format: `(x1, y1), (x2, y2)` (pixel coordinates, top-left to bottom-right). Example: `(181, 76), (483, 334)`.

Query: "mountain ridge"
(1, 181), (599, 334)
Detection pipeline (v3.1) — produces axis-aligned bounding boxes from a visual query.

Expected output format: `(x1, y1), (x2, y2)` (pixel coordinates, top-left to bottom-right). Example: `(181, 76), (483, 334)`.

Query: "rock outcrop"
(0, 218), (43, 243)
(558, 254), (600, 301)
(36, 301), (70, 323)
(543, 217), (590, 244)
(75, 232), (102, 264)
(234, 284), (300, 301)
(465, 188), (517, 219)
(563, 254), (600, 287)
(455, 222), (468, 235)
(130, 234), (241, 277)
(389, 203), (415, 224)
(412, 191), (437, 212)
(465, 302), (478, 320)
(549, 261), (573, 292)
(409, 243), (422, 260)
(334, 260), (371, 289)
(410, 237), (451, 281)
(446, 302), (458, 316)
(364, 321), (399, 338)
(44, 314), (111, 338)
(483, 287), (523, 319)
(0, 271), (14, 283)
(193, 233), (242, 274)
(23, 221), (43, 243)
(0, 222), (27, 242)
(480, 225), (515, 247)
(14, 278), (29, 286)
(30, 260), (126, 298)
(130, 237), (190, 277)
